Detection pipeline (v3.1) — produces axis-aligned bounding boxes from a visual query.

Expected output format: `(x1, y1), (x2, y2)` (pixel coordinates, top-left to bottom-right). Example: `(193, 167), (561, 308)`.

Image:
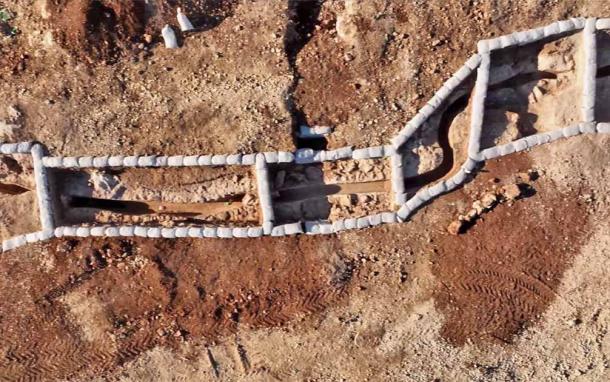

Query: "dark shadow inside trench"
(284, 0), (327, 151)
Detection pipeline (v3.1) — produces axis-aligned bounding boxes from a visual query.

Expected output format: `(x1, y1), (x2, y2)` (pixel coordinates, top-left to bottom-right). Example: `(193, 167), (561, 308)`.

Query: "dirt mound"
(432, 154), (589, 345)
(0, 235), (354, 380)
(48, 0), (146, 64)
(46, 0), (239, 64)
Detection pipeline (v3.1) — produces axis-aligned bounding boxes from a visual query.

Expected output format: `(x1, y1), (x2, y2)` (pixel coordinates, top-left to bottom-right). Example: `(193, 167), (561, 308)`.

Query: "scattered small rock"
(502, 184), (522, 200)
(480, 192), (497, 209)
(447, 220), (464, 235)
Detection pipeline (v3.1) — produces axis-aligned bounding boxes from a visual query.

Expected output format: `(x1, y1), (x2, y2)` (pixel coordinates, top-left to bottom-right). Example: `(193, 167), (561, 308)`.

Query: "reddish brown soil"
(0, 150), (599, 380)
(432, 154), (589, 345)
(49, 0), (147, 64)
(0, 234), (353, 380)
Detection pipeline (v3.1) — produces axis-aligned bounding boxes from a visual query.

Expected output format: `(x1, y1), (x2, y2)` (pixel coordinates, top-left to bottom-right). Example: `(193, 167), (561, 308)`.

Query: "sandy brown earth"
(0, 0), (610, 381)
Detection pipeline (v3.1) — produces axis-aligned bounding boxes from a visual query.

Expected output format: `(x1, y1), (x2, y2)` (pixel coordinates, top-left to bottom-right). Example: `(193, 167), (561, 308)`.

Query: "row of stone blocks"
(40, 146), (398, 169)
(1, 123), (608, 253)
(41, 151), (294, 168)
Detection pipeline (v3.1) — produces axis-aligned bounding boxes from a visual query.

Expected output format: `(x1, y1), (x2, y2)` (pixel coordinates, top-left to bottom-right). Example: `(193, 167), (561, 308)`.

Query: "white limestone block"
(499, 34), (517, 48)
(17, 142), (33, 153)
(134, 226), (148, 237)
(168, 155), (184, 166)
(177, 8), (194, 32)
(226, 154), (243, 165)
(62, 157), (79, 168)
(396, 205), (412, 221)
(77, 156), (93, 168)
(108, 156), (125, 167)
(498, 142), (517, 156)
(147, 227), (162, 238)
(579, 122), (596, 134)
(54, 227), (66, 237)
(40, 230), (55, 241)
(295, 148), (315, 164)
(562, 125), (581, 137)
(394, 192), (407, 205)
(465, 54), (482, 70)
(26, 232), (41, 243)
(217, 227), (233, 238)
(356, 217), (370, 229)
(188, 227), (204, 238)
(381, 212), (396, 223)
(0, 143), (18, 154)
(332, 220), (345, 232)
(284, 222), (303, 235)
(271, 225), (286, 237)
(241, 154), (256, 165)
(263, 152), (279, 163)
(123, 156), (139, 167)
(90, 226), (106, 236)
(263, 221), (273, 235)
(598, 123), (610, 133)
(368, 214), (382, 226)
(558, 19), (575, 33)
(367, 146), (384, 158)
(596, 18), (610, 30)
(247, 227), (263, 238)
(183, 155), (199, 166)
(204, 226), (218, 238)
(344, 218), (357, 230)
(461, 158), (478, 173)
(43, 156), (63, 168)
(488, 37), (502, 51)
(477, 39), (490, 53)
(513, 138), (529, 152)
(105, 227), (120, 237)
(76, 227), (90, 237)
(352, 148), (370, 160)
(175, 227), (188, 238)
(63, 226), (78, 236)
(137, 156), (156, 167)
(162, 25), (178, 49)
(524, 135), (540, 147)
(543, 22), (560, 37)
(319, 224), (334, 235)
(119, 226), (135, 236)
(93, 156), (110, 167)
(197, 155), (212, 166)
(232, 227), (249, 238)
(161, 228), (176, 238)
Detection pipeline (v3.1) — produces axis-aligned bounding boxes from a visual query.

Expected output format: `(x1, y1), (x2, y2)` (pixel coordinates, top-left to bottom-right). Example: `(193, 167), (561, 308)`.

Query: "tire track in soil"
(0, 235), (356, 380)
(432, 153), (591, 345)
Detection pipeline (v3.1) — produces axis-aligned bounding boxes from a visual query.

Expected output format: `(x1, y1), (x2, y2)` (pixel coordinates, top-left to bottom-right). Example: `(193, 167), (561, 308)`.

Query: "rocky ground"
(0, 0), (609, 381)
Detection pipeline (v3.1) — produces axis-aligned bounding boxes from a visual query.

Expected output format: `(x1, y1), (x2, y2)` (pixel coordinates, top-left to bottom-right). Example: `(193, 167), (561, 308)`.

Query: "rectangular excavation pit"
(480, 31), (582, 151)
(51, 165), (260, 227)
(270, 158), (392, 224)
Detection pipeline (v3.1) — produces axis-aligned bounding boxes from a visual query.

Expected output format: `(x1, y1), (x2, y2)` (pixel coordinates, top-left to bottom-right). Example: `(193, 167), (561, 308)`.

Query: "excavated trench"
(52, 166), (258, 227)
(284, 0), (327, 150)
(7, 66), (577, 230)
(1, 28), (593, 232)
